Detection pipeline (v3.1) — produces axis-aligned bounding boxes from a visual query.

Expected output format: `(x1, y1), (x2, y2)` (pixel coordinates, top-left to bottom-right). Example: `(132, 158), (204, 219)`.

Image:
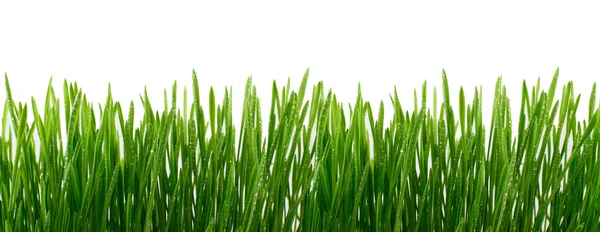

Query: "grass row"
(1, 68), (599, 231)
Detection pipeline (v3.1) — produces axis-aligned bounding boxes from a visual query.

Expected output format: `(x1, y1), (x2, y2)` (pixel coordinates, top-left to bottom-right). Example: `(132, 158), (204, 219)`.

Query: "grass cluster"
(1, 69), (599, 231)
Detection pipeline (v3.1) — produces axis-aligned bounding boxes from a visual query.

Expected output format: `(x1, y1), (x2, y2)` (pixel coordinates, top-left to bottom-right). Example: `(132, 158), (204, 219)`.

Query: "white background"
(1, 1), (599, 125)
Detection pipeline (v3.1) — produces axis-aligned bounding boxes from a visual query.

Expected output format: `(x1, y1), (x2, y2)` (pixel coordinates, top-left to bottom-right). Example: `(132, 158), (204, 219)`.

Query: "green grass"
(1, 68), (599, 231)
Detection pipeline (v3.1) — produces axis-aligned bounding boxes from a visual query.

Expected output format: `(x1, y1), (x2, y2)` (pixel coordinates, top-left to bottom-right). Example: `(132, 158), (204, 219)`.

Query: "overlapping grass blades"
(1, 68), (599, 231)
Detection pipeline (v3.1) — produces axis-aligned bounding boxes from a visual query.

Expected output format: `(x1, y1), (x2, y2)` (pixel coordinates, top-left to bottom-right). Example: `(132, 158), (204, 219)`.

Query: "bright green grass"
(1, 68), (599, 231)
